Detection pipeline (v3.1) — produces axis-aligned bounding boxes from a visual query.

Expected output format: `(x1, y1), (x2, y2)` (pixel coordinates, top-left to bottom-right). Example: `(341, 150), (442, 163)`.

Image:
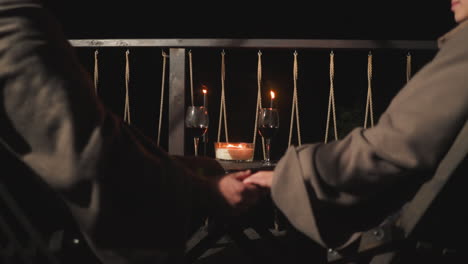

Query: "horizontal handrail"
(69, 39), (437, 50)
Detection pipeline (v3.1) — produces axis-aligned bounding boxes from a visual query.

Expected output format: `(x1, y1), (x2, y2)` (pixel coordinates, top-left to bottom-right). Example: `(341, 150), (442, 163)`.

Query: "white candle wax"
(215, 143), (254, 161)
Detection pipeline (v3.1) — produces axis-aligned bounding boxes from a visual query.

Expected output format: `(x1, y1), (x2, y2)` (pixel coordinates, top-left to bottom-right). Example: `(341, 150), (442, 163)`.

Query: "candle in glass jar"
(215, 142), (254, 161)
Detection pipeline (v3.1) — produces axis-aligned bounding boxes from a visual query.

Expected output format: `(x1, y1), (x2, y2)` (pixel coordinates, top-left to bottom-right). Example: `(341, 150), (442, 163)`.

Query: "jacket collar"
(438, 20), (468, 48)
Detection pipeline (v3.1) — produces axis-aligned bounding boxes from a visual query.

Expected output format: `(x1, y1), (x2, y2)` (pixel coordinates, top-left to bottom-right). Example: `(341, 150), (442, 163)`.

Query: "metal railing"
(69, 38), (438, 155)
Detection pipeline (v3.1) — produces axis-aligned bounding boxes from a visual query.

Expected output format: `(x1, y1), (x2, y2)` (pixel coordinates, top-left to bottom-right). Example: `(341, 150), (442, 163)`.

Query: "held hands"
(217, 170), (261, 213)
(215, 170), (274, 215)
(243, 170), (274, 188)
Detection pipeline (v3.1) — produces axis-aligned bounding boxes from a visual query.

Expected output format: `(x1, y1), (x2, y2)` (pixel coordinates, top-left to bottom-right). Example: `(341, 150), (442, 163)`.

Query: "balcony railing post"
(168, 48), (186, 155)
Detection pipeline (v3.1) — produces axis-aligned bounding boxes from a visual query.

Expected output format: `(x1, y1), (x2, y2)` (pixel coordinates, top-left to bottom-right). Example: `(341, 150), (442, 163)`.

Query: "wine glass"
(258, 108), (279, 165)
(185, 106), (209, 156)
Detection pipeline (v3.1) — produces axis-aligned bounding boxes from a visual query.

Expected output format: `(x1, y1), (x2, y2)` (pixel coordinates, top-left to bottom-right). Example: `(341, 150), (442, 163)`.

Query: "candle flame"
(227, 143), (243, 149)
(270, 91), (275, 99)
(202, 89), (207, 94)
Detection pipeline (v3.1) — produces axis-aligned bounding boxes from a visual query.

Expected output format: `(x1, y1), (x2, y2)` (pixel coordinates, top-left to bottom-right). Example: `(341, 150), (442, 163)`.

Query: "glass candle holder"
(214, 142), (254, 162)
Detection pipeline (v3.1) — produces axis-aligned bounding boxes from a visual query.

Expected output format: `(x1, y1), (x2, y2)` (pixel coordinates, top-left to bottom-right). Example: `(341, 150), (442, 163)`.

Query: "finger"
(244, 182), (259, 191)
(243, 173), (271, 188)
(232, 169), (252, 180)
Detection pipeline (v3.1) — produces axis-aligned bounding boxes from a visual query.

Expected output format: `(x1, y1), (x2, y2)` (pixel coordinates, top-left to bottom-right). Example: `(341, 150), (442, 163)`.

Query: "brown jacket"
(0, 0), (224, 263)
(272, 21), (468, 249)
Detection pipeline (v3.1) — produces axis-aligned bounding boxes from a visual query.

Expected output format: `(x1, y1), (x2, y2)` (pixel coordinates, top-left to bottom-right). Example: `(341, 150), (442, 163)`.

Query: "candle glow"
(214, 142), (254, 161)
(270, 90), (275, 108)
(202, 88), (207, 107)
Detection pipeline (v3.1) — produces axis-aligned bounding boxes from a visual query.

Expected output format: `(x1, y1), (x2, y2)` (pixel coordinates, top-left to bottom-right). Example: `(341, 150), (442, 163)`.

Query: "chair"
(0, 140), (102, 264)
(327, 122), (468, 264)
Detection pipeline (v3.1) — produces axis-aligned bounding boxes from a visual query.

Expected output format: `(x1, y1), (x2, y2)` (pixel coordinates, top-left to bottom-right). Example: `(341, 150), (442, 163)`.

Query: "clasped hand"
(217, 170), (274, 214)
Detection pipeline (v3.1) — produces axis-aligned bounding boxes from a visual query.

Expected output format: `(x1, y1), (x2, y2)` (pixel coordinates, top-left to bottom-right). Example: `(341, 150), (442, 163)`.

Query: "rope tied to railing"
(187, 50), (199, 152)
(406, 51), (412, 82)
(288, 50), (302, 147)
(364, 51), (374, 129)
(189, 50), (194, 106)
(253, 50), (266, 159)
(217, 50), (229, 142)
(93, 49), (99, 95)
(124, 49), (131, 124)
(157, 50), (168, 146)
(325, 50), (338, 143)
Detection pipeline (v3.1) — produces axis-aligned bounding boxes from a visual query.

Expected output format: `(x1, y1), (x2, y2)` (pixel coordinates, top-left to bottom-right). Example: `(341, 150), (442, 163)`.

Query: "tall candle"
(202, 88), (207, 107)
(270, 90), (275, 108)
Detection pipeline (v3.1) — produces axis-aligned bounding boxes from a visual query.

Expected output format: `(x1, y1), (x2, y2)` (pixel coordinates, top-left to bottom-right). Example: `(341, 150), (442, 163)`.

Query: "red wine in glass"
(187, 126), (208, 138)
(185, 106), (209, 156)
(258, 108), (279, 165)
(258, 125), (279, 139)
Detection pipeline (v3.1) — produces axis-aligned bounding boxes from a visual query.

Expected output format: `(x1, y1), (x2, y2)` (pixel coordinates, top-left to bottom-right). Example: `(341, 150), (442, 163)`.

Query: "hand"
(242, 170), (274, 188)
(216, 170), (263, 213)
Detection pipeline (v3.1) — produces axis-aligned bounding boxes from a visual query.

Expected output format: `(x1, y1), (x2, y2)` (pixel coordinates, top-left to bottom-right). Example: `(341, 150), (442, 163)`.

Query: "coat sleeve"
(0, 0), (224, 262)
(272, 24), (468, 249)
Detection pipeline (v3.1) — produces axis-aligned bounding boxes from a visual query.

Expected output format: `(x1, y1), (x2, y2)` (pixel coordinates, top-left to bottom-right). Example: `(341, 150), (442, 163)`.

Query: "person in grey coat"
(0, 0), (262, 263)
(245, 0), (468, 251)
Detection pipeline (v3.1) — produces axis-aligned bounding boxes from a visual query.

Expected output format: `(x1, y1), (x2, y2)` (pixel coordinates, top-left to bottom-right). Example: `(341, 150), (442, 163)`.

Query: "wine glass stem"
(194, 137), (199, 156)
(274, 207), (279, 231)
(265, 138), (271, 162)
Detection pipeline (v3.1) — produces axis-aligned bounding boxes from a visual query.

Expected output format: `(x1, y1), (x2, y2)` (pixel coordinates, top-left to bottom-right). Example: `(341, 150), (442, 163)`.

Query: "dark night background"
(44, 1), (455, 40)
(40, 1), (457, 161)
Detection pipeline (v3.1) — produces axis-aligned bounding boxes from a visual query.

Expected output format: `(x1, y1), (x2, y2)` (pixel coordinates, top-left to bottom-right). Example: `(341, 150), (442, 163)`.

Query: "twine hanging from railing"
(157, 50), (168, 147)
(217, 50), (229, 142)
(406, 52), (412, 82)
(324, 51), (338, 143)
(187, 50), (199, 152)
(124, 49), (131, 124)
(364, 51), (374, 129)
(288, 50), (302, 147)
(253, 50), (266, 159)
(93, 49), (99, 95)
(189, 50), (195, 106)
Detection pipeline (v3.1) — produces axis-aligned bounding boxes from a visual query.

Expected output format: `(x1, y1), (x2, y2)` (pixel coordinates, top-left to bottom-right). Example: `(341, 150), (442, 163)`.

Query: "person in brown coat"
(0, 0), (261, 263)
(245, 0), (468, 251)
